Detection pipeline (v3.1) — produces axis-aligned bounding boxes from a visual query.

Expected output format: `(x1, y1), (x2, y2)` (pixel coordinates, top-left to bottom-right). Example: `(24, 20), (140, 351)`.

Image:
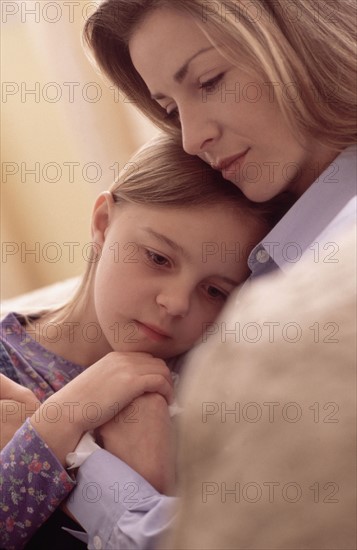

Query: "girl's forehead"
(114, 201), (250, 235)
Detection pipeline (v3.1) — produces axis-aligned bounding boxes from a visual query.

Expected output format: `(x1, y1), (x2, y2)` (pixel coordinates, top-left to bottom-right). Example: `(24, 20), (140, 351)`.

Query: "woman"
(83, 0), (356, 275)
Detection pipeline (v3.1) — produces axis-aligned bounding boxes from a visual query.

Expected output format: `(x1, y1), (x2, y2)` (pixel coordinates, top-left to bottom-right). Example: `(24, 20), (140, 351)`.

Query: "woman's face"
(129, 8), (330, 202)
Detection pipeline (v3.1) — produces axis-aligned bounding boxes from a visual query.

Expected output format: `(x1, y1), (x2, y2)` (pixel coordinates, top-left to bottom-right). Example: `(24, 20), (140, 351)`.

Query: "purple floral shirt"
(0, 313), (84, 549)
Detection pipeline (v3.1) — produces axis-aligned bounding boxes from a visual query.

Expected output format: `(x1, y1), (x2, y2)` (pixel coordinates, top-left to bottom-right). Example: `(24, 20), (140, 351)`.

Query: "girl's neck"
(30, 301), (112, 369)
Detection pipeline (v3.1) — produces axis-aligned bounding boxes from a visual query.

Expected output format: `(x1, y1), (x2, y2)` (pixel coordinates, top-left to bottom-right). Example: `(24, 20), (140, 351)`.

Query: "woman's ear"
(91, 191), (115, 246)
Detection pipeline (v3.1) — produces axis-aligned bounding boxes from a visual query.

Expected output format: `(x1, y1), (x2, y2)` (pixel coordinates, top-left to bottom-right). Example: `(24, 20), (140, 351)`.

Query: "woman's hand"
(30, 352), (174, 466)
(97, 392), (176, 495)
(0, 374), (39, 449)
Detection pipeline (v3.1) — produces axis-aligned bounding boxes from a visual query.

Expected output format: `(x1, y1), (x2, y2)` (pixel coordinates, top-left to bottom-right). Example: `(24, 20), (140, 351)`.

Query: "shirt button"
(93, 535), (102, 550)
(256, 249), (270, 263)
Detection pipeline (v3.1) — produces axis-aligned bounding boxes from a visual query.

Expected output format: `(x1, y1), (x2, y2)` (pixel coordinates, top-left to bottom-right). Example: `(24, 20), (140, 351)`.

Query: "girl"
(0, 134), (288, 549)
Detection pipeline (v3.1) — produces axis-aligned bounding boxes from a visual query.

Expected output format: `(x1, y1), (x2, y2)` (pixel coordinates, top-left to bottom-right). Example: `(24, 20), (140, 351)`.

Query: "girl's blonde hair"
(84, 0), (357, 149)
(43, 134), (292, 324)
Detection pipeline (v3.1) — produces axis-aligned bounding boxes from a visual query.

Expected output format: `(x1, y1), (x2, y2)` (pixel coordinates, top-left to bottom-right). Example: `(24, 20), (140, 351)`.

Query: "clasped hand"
(0, 352), (175, 493)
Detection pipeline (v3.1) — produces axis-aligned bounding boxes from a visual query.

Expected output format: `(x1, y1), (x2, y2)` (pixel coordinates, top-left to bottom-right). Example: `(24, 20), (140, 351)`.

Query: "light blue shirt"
(65, 450), (176, 549)
(67, 145), (356, 549)
(249, 144), (356, 277)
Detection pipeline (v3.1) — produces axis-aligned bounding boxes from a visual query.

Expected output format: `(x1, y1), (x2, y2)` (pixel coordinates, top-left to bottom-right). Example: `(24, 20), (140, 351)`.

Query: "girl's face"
(129, 8), (332, 202)
(90, 194), (263, 360)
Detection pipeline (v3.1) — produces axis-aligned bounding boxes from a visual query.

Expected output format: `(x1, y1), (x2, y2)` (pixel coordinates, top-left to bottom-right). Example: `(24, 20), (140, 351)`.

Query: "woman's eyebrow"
(173, 46), (214, 83)
(150, 46), (214, 100)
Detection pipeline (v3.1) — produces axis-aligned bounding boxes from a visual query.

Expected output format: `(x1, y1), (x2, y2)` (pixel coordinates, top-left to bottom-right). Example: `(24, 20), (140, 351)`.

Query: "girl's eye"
(205, 285), (228, 301)
(145, 250), (170, 267)
(199, 73), (224, 93)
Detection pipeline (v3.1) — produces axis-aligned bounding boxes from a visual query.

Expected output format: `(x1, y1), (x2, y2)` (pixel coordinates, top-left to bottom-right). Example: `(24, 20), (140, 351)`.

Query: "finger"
(0, 374), (25, 399)
(112, 359), (173, 386)
(110, 351), (154, 359)
(141, 375), (174, 405)
(141, 362), (173, 382)
(133, 367), (174, 391)
(0, 375), (39, 408)
(0, 374), (19, 399)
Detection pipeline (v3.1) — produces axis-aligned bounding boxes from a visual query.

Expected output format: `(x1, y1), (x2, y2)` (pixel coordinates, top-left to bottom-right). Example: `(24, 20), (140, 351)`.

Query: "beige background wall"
(1, 0), (157, 300)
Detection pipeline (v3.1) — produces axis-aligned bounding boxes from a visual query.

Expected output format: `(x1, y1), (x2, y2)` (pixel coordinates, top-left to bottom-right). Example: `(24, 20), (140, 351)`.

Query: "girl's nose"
(156, 285), (191, 318)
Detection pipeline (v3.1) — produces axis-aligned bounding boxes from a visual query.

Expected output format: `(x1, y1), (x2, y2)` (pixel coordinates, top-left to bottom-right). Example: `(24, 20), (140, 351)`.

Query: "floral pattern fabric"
(0, 313), (83, 549)
(1, 420), (76, 549)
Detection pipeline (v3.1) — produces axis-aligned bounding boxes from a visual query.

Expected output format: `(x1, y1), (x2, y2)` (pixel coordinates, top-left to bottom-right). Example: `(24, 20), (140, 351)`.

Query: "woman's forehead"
(129, 8), (215, 84)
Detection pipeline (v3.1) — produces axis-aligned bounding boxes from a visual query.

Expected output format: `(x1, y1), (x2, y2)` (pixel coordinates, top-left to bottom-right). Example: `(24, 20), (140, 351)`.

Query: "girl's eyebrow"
(141, 227), (187, 257)
(150, 46), (214, 100)
(218, 275), (241, 287)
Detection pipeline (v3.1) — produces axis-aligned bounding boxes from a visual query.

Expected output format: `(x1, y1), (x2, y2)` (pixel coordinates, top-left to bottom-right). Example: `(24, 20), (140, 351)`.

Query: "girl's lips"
(135, 321), (171, 342)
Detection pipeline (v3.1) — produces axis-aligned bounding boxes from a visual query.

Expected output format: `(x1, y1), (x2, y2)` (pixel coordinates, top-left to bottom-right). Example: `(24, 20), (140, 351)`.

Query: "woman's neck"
(290, 143), (341, 199)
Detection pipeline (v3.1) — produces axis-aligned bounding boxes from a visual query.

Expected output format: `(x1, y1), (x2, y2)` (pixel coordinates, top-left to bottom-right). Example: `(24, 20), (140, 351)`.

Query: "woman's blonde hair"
(84, 0), (357, 149)
(39, 134), (291, 325)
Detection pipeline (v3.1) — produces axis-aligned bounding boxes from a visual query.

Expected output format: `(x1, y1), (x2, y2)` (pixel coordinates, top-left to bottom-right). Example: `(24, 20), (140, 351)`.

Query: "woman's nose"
(179, 103), (220, 156)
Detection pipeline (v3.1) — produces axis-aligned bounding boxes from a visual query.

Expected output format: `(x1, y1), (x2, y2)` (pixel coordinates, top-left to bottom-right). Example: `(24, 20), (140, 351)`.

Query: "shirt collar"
(249, 144), (357, 275)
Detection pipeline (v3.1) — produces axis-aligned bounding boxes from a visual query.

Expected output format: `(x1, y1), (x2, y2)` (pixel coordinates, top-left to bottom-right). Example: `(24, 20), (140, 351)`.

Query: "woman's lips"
(135, 321), (171, 342)
(213, 149), (250, 180)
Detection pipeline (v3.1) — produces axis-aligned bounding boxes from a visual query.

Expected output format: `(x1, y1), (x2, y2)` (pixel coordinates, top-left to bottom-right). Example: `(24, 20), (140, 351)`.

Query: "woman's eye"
(165, 107), (180, 121)
(145, 250), (169, 267)
(199, 73), (224, 93)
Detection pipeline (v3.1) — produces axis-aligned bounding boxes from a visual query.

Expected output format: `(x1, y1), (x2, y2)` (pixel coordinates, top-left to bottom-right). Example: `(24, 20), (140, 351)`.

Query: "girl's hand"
(97, 393), (176, 495)
(0, 374), (39, 449)
(30, 352), (174, 465)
